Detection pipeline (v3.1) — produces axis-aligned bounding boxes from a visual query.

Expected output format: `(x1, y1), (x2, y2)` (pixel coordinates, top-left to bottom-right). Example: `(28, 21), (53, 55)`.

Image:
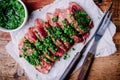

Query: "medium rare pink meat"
(18, 2), (93, 74)
(89, 20), (94, 28)
(34, 19), (67, 55)
(56, 8), (78, 32)
(53, 2), (84, 27)
(72, 35), (83, 43)
(64, 42), (71, 49)
(54, 3), (92, 43)
(46, 12), (73, 49)
(25, 27), (37, 43)
(46, 5), (85, 43)
(54, 9), (73, 25)
(68, 2), (83, 14)
(54, 2), (92, 36)
(54, 8), (80, 33)
(46, 13), (58, 27)
(55, 39), (67, 52)
(27, 49), (33, 54)
(36, 60), (52, 74)
(25, 25), (56, 61)
(83, 32), (90, 39)
(45, 18), (71, 49)
(68, 2), (94, 32)
(18, 38), (24, 50)
(19, 38), (52, 74)
(54, 6), (85, 35)
(34, 19), (48, 38)
(54, 9), (83, 43)
(36, 65), (49, 74)
(18, 40), (51, 74)
(18, 38), (25, 55)
(25, 26), (55, 62)
(55, 48), (65, 57)
(18, 38), (33, 55)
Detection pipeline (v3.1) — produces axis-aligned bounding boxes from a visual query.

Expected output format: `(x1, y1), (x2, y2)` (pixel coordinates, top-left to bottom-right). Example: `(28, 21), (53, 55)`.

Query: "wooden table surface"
(0, 0), (120, 80)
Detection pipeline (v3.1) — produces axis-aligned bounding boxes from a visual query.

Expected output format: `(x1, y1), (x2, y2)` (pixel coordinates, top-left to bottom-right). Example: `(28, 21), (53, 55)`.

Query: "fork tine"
(94, 2), (112, 36)
(102, 12), (112, 30)
(98, 12), (112, 34)
(102, 13), (112, 29)
(100, 11), (110, 28)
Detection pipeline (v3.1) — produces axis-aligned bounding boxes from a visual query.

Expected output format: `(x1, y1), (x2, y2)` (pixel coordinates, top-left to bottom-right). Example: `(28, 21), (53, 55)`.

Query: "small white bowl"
(0, 0), (28, 32)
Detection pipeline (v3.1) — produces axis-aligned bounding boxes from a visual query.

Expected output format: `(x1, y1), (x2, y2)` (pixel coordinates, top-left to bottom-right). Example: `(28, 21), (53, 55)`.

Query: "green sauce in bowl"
(0, 0), (26, 30)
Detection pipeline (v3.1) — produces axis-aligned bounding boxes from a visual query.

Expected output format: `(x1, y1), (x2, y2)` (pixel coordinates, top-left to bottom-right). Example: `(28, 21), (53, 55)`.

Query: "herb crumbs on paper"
(36, 74), (38, 79)
(63, 53), (70, 60)
(72, 48), (75, 51)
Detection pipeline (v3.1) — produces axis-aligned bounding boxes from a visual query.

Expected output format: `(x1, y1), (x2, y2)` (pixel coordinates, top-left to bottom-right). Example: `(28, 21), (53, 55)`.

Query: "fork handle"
(77, 52), (95, 80)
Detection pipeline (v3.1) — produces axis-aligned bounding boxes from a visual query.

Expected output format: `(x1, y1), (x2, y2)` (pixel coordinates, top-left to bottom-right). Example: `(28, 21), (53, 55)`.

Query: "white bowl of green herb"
(0, 0), (28, 32)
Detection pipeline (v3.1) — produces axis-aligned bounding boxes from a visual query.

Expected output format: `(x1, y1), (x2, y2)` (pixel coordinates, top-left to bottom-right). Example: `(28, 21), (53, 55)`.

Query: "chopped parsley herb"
(69, 14), (74, 17)
(36, 74), (38, 79)
(63, 53), (70, 60)
(84, 27), (90, 32)
(62, 18), (68, 25)
(78, 25), (84, 30)
(52, 16), (58, 22)
(23, 52), (41, 66)
(33, 50), (40, 57)
(22, 46), (27, 52)
(72, 48), (75, 51)
(24, 39), (34, 49)
(63, 24), (78, 37)
(42, 36), (58, 52)
(43, 56), (51, 63)
(47, 27), (74, 45)
(54, 56), (59, 60)
(19, 55), (22, 57)
(70, 39), (74, 45)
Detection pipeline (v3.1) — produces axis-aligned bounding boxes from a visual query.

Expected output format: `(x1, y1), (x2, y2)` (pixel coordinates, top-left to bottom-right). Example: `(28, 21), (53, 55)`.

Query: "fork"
(77, 9), (112, 80)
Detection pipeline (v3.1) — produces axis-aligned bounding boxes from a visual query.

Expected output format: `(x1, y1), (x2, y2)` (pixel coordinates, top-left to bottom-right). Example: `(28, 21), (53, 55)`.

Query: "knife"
(77, 10), (112, 80)
(59, 2), (113, 80)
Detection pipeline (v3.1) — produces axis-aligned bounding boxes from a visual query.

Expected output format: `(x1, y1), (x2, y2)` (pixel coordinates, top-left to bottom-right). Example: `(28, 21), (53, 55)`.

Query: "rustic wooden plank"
(113, 32), (120, 52)
(22, 0), (54, 12)
(0, 32), (11, 41)
(71, 52), (120, 80)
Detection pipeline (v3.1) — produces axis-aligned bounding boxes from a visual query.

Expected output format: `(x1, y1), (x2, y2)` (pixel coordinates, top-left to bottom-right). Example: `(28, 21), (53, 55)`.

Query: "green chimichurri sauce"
(0, 0), (25, 30)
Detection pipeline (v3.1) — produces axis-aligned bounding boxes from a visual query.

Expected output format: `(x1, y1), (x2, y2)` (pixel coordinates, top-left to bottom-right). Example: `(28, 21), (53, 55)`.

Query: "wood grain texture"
(22, 0), (54, 12)
(0, 0), (120, 80)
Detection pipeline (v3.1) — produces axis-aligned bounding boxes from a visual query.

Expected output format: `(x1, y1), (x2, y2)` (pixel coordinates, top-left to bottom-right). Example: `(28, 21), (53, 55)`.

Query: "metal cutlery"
(77, 5), (113, 80)
(59, 2), (113, 80)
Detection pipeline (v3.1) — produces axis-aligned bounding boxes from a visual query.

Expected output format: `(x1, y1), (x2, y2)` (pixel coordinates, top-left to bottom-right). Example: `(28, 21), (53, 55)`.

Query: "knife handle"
(77, 52), (94, 80)
(60, 52), (83, 80)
